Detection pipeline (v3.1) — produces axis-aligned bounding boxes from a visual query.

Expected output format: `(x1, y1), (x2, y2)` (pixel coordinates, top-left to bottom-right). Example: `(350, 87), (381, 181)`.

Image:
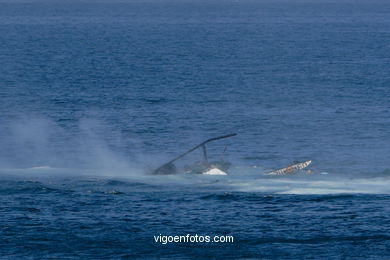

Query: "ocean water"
(0, 0), (390, 258)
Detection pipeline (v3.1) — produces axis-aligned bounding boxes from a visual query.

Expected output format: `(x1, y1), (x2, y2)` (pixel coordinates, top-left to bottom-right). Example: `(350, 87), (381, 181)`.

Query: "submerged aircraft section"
(151, 134), (313, 176)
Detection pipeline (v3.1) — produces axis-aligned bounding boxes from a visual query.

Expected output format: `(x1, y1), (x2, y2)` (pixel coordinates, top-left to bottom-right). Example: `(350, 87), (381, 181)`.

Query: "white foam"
(202, 168), (228, 175)
(228, 176), (390, 194)
(1, 165), (389, 195)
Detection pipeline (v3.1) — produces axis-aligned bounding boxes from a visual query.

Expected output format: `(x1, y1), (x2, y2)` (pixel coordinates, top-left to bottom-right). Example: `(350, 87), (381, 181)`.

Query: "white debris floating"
(202, 167), (228, 175)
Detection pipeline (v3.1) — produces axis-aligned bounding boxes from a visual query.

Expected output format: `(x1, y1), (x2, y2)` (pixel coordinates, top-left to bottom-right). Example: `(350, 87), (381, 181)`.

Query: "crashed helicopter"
(151, 133), (312, 176)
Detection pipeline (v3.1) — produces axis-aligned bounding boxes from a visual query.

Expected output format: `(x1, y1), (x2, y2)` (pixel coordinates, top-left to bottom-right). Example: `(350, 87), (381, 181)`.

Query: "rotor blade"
(152, 133), (237, 174)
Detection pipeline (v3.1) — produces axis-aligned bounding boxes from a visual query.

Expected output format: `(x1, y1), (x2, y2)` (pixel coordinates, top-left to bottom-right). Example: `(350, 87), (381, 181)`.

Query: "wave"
(0, 166), (389, 195)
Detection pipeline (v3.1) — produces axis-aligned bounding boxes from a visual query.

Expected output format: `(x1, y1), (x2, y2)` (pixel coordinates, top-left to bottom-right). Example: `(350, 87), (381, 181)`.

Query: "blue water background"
(0, 0), (389, 258)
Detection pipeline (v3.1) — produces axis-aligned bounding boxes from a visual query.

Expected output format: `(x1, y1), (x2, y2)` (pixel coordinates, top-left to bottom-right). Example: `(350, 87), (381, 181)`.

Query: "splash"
(0, 115), (145, 175)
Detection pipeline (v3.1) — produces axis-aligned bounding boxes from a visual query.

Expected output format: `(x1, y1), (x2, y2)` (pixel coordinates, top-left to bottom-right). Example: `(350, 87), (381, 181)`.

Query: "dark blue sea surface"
(0, 0), (389, 258)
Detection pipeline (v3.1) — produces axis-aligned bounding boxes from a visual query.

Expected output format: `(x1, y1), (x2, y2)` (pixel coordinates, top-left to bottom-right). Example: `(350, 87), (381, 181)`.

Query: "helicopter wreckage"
(151, 133), (312, 176)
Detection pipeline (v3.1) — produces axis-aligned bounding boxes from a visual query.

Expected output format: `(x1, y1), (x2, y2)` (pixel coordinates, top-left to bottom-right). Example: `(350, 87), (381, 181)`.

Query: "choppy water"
(0, 0), (389, 258)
